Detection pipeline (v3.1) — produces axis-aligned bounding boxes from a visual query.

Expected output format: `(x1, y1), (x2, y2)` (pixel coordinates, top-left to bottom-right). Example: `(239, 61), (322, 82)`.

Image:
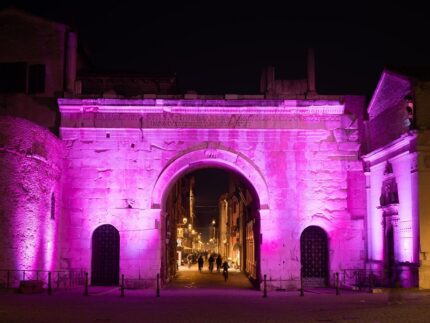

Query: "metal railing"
(0, 269), (87, 290)
(260, 269), (392, 295)
(334, 269), (387, 290)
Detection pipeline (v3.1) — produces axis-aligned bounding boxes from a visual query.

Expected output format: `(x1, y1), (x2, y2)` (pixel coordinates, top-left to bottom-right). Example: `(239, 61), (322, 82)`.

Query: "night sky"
(3, 1), (429, 239)
(2, 1), (429, 98)
(191, 169), (229, 240)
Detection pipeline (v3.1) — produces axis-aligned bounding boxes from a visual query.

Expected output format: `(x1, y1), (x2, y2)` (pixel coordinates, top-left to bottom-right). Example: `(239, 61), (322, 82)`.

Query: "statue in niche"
(384, 162), (393, 175)
(379, 179), (399, 207)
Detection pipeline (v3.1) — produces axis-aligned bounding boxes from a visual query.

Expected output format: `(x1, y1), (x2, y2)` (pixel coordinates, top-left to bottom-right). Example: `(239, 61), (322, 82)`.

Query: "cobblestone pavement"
(168, 264), (253, 289)
(2, 267), (430, 323)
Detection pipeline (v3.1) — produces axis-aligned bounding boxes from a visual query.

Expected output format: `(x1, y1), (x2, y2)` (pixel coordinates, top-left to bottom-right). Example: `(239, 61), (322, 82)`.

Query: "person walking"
(208, 254), (215, 272)
(198, 255), (204, 273)
(216, 254), (222, 273)
(187, 254), (193, 268)
(222, 260), (229, 281)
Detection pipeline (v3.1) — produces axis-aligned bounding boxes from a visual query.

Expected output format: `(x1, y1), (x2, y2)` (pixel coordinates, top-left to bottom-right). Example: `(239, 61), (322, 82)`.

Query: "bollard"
(48, 272), (52, 295)
(57, 272), (60, 289)
(335, 272), (340, 295)
(300, 272), (304, 296)
(156, 273), (160, 297)
(23, 270), (25, 281)
(36, 271), (39, 281)
(263, 274), (267, 298)
(7, 270), (11, 290)
(84, 272), (88, 296)
(7, 271), (10, 290)
(120, 274), (125, 297)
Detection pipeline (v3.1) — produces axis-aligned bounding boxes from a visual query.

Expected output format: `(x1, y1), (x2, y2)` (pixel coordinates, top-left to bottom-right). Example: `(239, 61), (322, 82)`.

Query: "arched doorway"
(300, 226), (328, 287)
(91, 224), (120, 286)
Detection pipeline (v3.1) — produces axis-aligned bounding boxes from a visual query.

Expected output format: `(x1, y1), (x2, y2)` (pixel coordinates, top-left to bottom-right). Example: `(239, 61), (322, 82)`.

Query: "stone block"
(341, 115), (358, 129)
(19, 280), (44, 294)
(333, 129), (347, 142)
(319, 141), (338, 151)
(347, 129), (359, 141)
(338, 142), (361, 151)
(325, 120), (341, 130)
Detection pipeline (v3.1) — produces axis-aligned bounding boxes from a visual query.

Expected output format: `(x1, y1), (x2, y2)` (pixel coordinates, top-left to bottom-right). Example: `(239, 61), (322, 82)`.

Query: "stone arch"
(151, 147), (269, 211)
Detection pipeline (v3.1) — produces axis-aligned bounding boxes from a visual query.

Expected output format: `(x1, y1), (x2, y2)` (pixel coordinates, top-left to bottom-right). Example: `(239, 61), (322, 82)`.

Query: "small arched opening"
(91, 224), (120, 286)
(300, 225), (329, 287)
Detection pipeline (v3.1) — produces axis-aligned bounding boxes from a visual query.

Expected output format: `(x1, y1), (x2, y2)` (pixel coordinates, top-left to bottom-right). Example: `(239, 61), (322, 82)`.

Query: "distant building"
(0, 7), (78, 131)
(0, 7), (177, 131)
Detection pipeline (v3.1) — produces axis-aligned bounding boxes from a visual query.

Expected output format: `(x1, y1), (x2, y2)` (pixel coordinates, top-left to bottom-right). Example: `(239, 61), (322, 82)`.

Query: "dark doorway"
(385, 226), (395, 286)
(300, 226), (328, 287)
(91, 224), (120, 286)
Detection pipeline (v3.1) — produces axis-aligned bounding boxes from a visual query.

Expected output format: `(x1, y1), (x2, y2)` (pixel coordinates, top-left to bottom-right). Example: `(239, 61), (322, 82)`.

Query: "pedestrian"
(222, 260), (229, 281)
(216, 254), (222, 272)
(208, 254), (215, 272)
(187, 254), (193, 268)
(198, 255), (204, 273)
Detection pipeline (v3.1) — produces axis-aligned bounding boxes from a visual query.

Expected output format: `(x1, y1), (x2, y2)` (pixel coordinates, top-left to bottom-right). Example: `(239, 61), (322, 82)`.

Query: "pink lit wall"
(58, 97), (367, 288)
(0, 116), (63, 271)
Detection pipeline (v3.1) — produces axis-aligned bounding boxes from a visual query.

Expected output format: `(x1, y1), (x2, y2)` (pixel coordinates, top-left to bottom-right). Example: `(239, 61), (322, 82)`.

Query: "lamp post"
(211, 220), (218, 253)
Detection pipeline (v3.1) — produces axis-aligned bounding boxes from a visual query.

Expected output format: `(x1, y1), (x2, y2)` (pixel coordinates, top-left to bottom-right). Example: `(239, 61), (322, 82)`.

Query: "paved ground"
(1, 266), (430, 322)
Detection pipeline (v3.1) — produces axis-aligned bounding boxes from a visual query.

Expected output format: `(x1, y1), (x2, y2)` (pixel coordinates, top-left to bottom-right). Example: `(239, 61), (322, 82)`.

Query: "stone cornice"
(60, 112), (341, 130)
(60, 127), (330, 141)
(58, 98), (345, 115)
(361, 131), (417, 166)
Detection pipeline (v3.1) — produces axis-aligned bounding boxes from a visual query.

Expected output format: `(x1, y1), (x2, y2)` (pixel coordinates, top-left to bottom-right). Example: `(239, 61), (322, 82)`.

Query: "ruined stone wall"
(59, 99), (366, 287)
(0, 116), (63, 271)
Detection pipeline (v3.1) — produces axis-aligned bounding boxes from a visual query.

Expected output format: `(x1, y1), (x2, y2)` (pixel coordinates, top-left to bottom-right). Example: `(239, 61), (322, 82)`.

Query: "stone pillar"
(364, 166), (373, 262)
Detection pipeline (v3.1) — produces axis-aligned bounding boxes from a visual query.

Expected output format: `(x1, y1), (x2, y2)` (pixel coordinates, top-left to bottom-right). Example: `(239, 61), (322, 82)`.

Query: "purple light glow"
(0, 116), (63, 271)
(1, 95), (379, 288)
(56, 98), (366, 287)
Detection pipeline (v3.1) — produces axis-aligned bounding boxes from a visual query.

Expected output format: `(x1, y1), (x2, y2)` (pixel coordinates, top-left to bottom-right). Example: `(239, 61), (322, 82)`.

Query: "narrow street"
(167, 264), (254, 290)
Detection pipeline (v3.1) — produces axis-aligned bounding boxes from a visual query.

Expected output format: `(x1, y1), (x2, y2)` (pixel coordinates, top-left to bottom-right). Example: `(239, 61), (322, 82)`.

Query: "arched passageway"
(161, 166), (261, 289)
(300, 226), (328, 287)
(91, 224), (120, 286)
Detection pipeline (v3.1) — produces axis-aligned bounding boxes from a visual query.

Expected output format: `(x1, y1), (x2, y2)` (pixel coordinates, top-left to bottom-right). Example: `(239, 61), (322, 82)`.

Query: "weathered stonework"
(0, 116), (63, 270)
(58, 98), (365, 288)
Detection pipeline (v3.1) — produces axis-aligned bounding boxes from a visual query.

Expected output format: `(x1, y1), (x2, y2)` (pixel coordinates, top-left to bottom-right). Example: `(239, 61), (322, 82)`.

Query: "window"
(28, 64), (45, 94)
(0, 62), (46, 94)
(0, 62), (27, 93)
(50, 192), (55, 220)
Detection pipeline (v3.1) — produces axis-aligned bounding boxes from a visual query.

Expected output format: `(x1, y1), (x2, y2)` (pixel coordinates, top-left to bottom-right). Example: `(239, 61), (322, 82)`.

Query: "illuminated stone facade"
(363, 70), (430, 288)
(53, 97), (366, 289)
(2, 8), (429, 291)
